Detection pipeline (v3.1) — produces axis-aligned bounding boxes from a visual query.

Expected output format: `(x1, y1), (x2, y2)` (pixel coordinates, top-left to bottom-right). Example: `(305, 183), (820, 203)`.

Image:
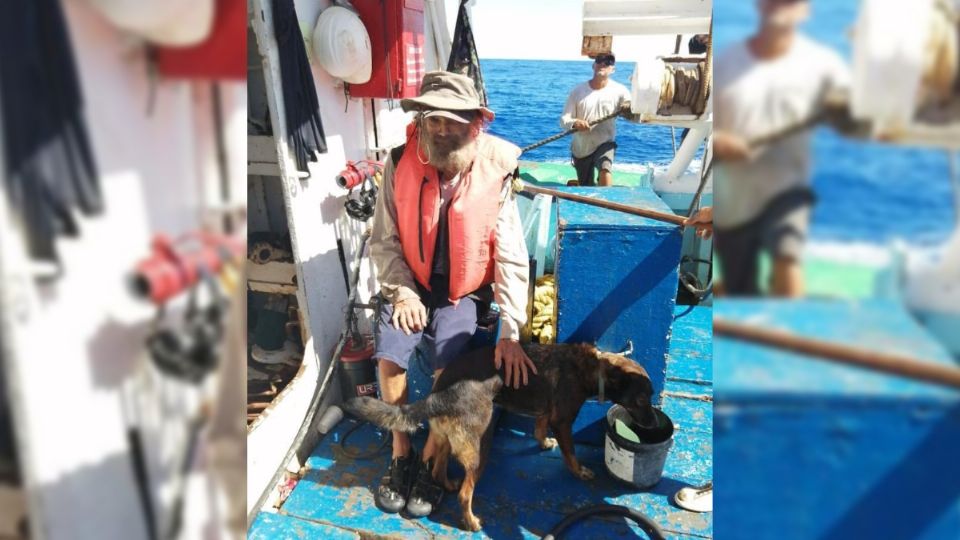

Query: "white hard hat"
(312, 6), (372, 84)
(83, 0), (215, 47)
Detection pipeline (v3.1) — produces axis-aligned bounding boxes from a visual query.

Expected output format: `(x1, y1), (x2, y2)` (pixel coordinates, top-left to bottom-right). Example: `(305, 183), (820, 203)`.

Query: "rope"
(696, 19), (713, 115)
(659, 25), (712, 115)
(520, 108), (623, 154)
(747, 112), (826, 148)
(687, 156), (713, 217)
(744, 76), (845, 149)
(714, 318), (960, 391)
(678, 151), (715, 304)
(927, 0), (959, 104)
(661, 60), (711, 114)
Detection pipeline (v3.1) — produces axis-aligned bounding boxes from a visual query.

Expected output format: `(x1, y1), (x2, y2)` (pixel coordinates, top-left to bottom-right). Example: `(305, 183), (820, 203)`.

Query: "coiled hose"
(541, 504), (666, 540)
(339, 417), (391, 460)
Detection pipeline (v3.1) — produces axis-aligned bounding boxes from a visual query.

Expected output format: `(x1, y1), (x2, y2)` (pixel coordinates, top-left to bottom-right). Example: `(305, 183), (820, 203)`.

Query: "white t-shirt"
(714, 34), (850, 228)
(560, 80), (631, 158)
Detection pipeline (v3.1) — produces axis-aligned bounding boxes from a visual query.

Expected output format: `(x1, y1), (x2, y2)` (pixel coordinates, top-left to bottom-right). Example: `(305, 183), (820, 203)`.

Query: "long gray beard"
(424, 136), (478, 174)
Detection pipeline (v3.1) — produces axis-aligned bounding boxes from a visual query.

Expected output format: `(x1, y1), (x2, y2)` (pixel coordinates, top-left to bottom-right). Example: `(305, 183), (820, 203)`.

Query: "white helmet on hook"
(312, 5), (372, 84)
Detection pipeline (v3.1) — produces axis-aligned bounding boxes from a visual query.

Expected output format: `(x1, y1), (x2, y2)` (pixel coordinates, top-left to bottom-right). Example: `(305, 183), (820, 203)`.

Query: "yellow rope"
(925, 0), (958, 104)
(661, 64), (706, 111)
(658, 29), (712, 114)
(529, 275), (557, 344)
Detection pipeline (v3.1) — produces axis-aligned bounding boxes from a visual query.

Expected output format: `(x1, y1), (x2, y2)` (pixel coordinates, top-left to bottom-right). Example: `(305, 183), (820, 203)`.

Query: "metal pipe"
(521, 184), (686, 226)
(664, 125), (709, 181)
(714, 318), (960, 391)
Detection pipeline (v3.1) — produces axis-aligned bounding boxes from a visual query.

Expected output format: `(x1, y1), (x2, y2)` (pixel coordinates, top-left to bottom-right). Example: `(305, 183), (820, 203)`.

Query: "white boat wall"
(0, 2), (246, 539)
(245, 0), (454, 517)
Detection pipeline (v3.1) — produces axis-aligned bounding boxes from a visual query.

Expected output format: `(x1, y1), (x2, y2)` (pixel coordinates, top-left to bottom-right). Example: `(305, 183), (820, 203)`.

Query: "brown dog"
(345, 342), (657, 531)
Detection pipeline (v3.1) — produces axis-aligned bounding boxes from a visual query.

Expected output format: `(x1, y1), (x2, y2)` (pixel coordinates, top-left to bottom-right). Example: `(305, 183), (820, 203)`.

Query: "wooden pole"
(521, 184), (687, 226)
(714, 318), (960, 391)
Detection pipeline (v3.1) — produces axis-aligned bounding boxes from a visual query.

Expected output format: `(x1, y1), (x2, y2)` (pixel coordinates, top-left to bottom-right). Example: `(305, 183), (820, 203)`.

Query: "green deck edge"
(519, 160), (653, 188)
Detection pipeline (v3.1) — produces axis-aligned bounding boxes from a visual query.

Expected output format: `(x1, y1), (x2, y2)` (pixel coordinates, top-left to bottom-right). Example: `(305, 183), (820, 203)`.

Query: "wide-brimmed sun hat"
(400, 71), (495, 122)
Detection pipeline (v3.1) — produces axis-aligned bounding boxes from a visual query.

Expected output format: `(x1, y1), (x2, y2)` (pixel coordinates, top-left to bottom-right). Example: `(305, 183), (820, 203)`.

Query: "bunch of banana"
(530, 275), (557, 344)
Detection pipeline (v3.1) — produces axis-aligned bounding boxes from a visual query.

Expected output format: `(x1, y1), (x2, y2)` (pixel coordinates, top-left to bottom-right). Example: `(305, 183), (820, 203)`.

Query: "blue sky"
(444, 0), (686, 61)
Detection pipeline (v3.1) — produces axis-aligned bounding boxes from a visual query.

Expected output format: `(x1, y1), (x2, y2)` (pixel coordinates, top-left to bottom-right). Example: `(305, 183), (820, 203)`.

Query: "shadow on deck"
(250, 305), (713, 539)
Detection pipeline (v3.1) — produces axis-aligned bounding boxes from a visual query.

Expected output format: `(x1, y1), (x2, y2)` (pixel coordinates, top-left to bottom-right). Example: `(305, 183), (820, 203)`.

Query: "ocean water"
(480, 58), (685, 175)
(712, 0), (955, 246)
(480, 0), (957, 246)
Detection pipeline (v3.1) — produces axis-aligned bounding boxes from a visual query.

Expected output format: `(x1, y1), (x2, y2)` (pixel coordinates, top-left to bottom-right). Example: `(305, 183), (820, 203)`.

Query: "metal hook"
(619, 340), (634, 357)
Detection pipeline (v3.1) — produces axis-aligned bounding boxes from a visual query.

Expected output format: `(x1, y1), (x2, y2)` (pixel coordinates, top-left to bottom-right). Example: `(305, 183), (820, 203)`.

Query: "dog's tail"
(343, 377), (501, 433)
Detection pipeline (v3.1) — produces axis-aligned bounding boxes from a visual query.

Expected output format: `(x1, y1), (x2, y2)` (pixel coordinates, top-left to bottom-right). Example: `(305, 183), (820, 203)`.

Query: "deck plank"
(667, 305), (713, 387)
(253, 304), (713, 539)
(282, 416), (711, 539)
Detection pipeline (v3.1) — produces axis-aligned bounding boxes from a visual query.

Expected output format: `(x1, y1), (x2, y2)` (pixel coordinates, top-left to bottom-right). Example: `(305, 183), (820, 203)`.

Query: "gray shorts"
(374, 294), (478, 372)
(715, 188), (815, 296)
(573, 141), (616, 186)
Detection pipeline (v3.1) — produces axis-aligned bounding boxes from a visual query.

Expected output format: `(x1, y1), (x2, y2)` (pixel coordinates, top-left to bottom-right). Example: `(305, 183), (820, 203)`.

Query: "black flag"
(446, 0), (488, 107)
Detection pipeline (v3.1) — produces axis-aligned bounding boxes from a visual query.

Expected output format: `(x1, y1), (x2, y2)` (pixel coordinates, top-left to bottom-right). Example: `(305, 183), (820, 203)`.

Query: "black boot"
(375, 450), (418, 514)
(405, 457), (444, 518)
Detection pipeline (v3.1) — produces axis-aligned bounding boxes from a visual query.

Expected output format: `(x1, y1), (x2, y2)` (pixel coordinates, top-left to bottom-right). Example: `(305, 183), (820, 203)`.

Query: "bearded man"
(368, 71), (535, 518)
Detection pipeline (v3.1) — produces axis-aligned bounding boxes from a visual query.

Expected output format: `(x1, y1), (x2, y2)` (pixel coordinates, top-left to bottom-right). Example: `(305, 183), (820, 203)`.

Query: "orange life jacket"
(393, 122), (520, 303)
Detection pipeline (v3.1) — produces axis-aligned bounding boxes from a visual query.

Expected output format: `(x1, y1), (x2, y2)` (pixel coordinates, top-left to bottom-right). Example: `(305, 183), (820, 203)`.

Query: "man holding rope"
(560, 53), (632, 186)
(713, 0), (849, 297)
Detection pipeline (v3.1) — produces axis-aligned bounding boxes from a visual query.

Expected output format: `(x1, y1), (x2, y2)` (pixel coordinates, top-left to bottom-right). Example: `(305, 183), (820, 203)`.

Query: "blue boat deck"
(713, 299), (960, 539)
(249, 305), (713, 539)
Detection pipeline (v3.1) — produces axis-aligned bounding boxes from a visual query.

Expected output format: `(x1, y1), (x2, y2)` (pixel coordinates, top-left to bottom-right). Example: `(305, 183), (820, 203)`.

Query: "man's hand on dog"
(392, 297), (428, 335)
(495, 339), (538, 389)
